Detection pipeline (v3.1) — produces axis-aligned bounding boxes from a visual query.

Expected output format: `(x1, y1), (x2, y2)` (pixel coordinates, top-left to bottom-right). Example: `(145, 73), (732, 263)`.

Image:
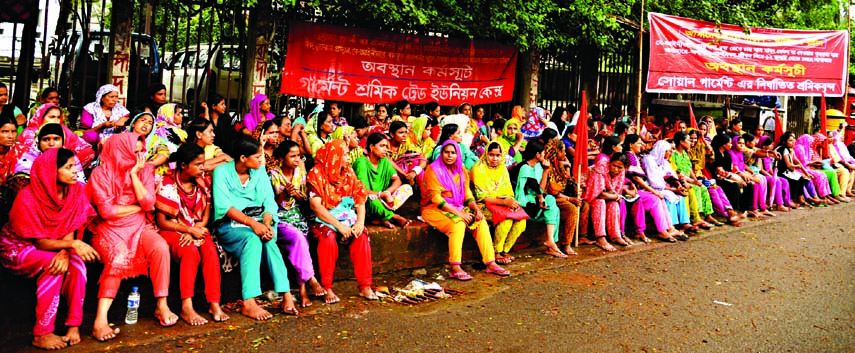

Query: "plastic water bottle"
(125, 287), (140, 324)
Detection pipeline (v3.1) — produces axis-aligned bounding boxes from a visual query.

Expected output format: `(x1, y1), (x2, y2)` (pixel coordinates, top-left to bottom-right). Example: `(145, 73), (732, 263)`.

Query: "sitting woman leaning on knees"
(623, 134), (683, 243)
(307, 140), (378, 303)
(643, 140), (691, 237)
(774, 132), (811, 208)
(514, 140), (573, 257)
(268, 140), (326, 308)
(155, 143), (228, 325)
(421, 140), (510, 281)
(584, 152), (637, 250)
(212, 135), (297, 319)
(541, 138), (587, 255)
(0, 148), (97, 349)
(88, 133), (177, 341)
(353, 132), (413, 228)
(471, 142), (527, 265)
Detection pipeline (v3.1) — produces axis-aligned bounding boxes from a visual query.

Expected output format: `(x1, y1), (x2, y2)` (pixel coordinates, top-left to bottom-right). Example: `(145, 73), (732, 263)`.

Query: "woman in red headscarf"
(87, 133), (177, 341)
(0, 148), (97, 349)
(307, 140), (377, 304)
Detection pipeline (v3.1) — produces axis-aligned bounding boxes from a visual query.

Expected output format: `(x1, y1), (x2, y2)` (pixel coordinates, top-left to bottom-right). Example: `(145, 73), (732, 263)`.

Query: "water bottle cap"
(132, 287), (139, 292)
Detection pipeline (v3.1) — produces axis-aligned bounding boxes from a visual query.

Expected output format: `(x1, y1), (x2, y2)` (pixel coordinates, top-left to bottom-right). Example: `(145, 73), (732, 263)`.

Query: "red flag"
(573, 91), (589, 180)
(688, 103), (698, 129)
(820, 93), (827, 134)
(773, 107), (783, 143)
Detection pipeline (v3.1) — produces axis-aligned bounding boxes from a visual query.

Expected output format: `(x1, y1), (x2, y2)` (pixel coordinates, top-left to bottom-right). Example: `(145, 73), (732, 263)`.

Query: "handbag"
(485, 201), (530, 225)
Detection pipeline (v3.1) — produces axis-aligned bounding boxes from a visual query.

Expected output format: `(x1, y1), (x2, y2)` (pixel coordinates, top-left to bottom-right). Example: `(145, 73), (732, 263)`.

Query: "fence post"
(579, 45), (599, 112)
(242, 0), (272, 113)
(108, 0), (133, 108)
(12, 14), (37, 113)
(515, 50), (540, 111)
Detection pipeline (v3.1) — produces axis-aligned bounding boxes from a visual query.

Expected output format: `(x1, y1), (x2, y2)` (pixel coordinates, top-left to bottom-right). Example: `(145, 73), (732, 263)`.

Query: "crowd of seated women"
(1, 83), (852, 350)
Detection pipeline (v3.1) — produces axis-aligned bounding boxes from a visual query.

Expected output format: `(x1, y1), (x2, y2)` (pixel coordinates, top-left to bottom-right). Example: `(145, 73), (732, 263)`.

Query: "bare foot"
(324, 289), (341, 304)
(563, 246), (578, 256)
(309, 277), (326, 297)
(33, 334), (67, 350)
(761, 210), (776, 217)
(154, 307), (179, 327)
(300, 284), (313, 308)
(543, 242), (568, 258)
(180, 307), (209, 326)
(92, 321), (120, 342)
(208, 303), (229, 322)
(282, 293), (299, 316)
(775, 205), (791, 212)
(635, 234), (651, 243)
(359, 287), (379, 300)
(391, 214), (411, 227)
(63, 327), (81, 346)
(241, 299), (272, 321)
(594, 237), (617, 252)
(578, 237), (597, 245)
(371, 219), (395, 229)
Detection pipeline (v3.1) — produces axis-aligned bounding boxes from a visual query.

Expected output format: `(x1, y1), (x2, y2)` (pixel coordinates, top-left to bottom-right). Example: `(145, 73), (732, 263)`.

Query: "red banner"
(646, 13), (850, 97)
(280, 21), (518, 105)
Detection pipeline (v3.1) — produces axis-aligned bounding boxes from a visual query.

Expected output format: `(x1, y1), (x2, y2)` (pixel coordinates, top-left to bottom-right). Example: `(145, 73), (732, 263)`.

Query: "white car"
(162, 43), (243, 106)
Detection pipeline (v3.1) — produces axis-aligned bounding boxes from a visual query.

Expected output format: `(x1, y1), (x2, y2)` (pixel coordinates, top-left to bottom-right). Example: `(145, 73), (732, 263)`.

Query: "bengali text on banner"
(646, 12), (849, 97)
(280, 21), (518, 105)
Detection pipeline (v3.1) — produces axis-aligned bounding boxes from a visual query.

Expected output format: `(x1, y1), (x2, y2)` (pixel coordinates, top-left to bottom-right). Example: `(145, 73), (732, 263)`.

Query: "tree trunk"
(12, 15), (37, 111)
(241, 0), (272, 115)
(108, 0), (133, 108)
(579, 45), (600, 114)
(515, 50), (540, 111)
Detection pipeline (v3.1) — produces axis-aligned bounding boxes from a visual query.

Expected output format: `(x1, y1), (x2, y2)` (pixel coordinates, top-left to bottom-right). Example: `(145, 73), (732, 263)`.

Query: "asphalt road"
(9, 203), (855, 353)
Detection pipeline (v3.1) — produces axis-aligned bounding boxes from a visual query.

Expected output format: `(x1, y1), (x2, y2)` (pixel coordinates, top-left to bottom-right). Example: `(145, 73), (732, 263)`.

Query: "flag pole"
(573, 161), (581, 248)
(636, 0), (645, 131)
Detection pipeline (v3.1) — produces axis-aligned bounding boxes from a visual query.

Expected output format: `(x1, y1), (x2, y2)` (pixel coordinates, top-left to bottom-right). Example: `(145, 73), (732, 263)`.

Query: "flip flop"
(448, 271), (473, 281)
(485, 266), (511, 276)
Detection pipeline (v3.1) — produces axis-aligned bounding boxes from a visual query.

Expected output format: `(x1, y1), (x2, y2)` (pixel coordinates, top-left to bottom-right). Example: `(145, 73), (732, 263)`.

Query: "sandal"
(486, 266), (511, 276)
(495, 254), (512, 265)
(448, 271), (473, 281)
(657, 234), (677, 243)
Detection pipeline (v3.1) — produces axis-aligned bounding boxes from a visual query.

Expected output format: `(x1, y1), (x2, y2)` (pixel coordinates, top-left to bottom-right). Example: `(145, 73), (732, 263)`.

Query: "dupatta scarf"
(155, 170), (210, 227)
(429, 140), (467, 208)
(9, 148), (95, 240)
(543, 138), (573, 195)
(643, 140), (681, 203)
(729, 135), (747, 172)
(583, 152), (624, 203)
(830, 130), (855, 164)
(470, 142), (513, 200)
(408, 116), (436, 156)
(149, 103), (187, 155)
(306, 140), (368, 210)
(793, 134), (814, 165)
(16, 103), (95, 168)
(243, 94), (275, 133)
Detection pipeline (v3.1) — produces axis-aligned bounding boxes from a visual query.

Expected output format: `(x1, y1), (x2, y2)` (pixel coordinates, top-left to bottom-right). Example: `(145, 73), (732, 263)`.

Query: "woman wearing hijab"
(709, 133), (752, 218)
(541, 138), (587, 255)
(794, 134), (835, 204)
(757, 136), (793, 211)
(584, 151), (636, 251)
(80, 84), (131, 147)
(496, 118), (524, 165)
(147, 103), (187, 173)
(829, 130), (855, 197)
(306, 113), (335, 157)
(643, 140), (691, 236)
(422, 140), (510, 281)
(243, 94), (275, 133)
(307, 140), (378, 303)
(268, 140), (326, 308)
(155, 143), (228, 325)
(671, 132), (717, 228)
(353, 133), (412, 228)
(212, 135), (296, 319)
(812, 132), (851, 202)
(0, 148), (97, 350)
(623, 134), (684, 243)
(17, 103), (95, 169)
(88, 133), (177, 341)
(387, 121), (428, 184)
(332, 125), (364, 167)
(471, 142), (527, 265)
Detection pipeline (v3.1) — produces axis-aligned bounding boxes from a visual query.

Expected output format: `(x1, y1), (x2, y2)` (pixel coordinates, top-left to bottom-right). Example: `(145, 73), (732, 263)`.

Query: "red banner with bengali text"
(646, 13), (850, 97)
(280, 21), (518, 105)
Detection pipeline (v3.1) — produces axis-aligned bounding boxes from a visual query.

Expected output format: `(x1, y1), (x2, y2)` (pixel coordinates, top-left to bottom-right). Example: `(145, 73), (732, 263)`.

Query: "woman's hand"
(249, 219), (269, 237)
(653, 190), (665, 199)
(71, 240), (101, 263)
(503, 197), (520, 209)
(335, 223), (353, 240)
(47, 250), (70, 275)
(567, 197), (582, 206)
(178, 233), (196, 247)
(459, 212), (474, 225)
(405, 171), (417, 184)
(536, 194), (548, 208)
(187, 224), (209, 240)
(540, 159), (551, 170)
(381, 191), (394, 204)
(130, 153), (146, 175)
(351, 222), (365, 238)
(284, 182), (302, 198)
(261, 224), (275, 241)
(472, 209), (485, 222)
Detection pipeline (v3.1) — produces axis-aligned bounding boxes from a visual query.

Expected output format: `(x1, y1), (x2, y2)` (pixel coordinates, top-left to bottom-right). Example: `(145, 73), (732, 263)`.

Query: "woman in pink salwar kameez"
(0, 148), (97, 349)
(87, 133), (177, 341)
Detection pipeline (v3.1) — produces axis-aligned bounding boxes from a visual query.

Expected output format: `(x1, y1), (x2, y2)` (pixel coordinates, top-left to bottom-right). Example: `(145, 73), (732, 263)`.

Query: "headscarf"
(89, 133), (153, 200)
(687, 128), (707, 173)
(306, 140), (368, 209)
(794, 134), (814, 164)
(497, 119), (521, 156)
(810, 132), (828, 161)
(243, 94), (274, 133)
(730, 135), (746, 171)
(150, 103), (187, 155)
(14, 123), (84, 179)
(83, 84), (130, 140)
(9, 148), (95, 240)
(543, 138), (571, 195)
(830, 130), (855, 164)
(127, 112), (156, 148)
(511, 105), (526, 126)
(15, 103), (95, 168)
(408, 116), (436, 155)
(470, 142), (511, 200)
(644, 140), (676, 190)
(331, 126), (363, 164)
(429, 140), (466, 208)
